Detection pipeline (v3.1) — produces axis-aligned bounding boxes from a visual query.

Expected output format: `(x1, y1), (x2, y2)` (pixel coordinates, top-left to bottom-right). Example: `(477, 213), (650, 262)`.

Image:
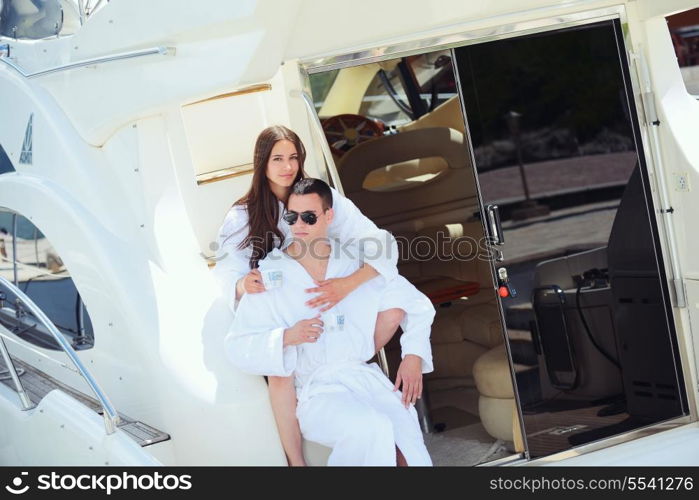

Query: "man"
(225, 178), (434, 466)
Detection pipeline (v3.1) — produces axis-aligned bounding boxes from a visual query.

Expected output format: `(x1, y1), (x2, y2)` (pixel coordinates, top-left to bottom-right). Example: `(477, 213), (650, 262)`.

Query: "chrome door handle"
(485, 204), (505, 245)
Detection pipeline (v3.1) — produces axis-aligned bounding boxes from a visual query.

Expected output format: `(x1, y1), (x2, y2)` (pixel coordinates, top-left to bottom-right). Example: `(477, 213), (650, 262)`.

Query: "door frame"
(299, 6), (685, 314)
(450, 17), (690, 459)
(298, 4), (694, 462)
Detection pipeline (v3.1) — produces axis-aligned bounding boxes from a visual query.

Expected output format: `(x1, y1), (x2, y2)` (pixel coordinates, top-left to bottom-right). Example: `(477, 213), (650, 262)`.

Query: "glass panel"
(454, 20), (687, 459)
(310, 53), (514, 464)
(0, 0), (63, 39)
(0, 208), (94, 350)
(0, 144), (14, 175)
(356, 51), (457, 128)
(667, 8), (699, 97)
(310, 69), (339, 112)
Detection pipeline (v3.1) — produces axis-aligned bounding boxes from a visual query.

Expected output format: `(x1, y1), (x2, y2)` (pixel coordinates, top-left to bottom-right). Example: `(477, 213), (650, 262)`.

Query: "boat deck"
(0, 355), (169, 447)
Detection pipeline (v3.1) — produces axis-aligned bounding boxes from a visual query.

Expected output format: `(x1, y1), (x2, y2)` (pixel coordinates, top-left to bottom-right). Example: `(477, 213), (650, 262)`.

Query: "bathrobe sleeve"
(212, 205), (253, 313)
(329, 188), (399, 284)
(224, 291), (298, 377)
(378, 276), (436, 374)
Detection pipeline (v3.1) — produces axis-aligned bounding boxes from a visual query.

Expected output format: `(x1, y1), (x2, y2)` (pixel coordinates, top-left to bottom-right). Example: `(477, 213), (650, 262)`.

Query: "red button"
(498, 286), (509, 298)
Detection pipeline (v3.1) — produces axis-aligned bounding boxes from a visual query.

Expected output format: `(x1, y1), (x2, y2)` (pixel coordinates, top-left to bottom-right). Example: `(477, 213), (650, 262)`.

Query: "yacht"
(1, 0), (698, 466)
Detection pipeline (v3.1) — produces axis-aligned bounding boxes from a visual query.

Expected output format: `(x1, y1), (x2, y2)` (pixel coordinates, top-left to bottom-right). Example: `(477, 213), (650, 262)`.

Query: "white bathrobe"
(212, 187), (398, 312)
(225, 242), (435, 466)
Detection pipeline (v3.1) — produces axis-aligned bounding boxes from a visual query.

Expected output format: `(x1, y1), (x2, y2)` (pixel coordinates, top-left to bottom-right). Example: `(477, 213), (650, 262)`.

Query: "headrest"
(337, 127), (467, 193)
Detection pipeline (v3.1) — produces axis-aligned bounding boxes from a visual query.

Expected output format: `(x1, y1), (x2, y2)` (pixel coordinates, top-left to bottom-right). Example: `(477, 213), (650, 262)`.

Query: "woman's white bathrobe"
(225, 243), (435, 466)
(213, 187), (400, 312)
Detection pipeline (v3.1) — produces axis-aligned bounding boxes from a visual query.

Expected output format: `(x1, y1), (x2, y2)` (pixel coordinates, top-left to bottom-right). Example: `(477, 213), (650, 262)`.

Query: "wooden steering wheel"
(321, 114), (385, 157)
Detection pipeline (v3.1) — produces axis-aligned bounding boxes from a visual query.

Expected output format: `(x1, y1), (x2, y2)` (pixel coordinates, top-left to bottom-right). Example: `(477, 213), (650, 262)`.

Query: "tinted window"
(0, 208), (94, 350)
(0, 0), (63, 39)
(0, 145), (14, 175)
(667, 8), (699, 96)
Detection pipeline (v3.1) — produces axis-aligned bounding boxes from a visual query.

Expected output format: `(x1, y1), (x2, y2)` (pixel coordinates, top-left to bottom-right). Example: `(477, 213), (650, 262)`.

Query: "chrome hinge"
(641, 90), (660, 127)
(673, 278), (687, 309)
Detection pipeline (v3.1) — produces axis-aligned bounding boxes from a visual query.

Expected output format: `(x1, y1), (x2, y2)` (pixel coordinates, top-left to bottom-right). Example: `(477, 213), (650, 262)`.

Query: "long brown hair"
(234, 125), (306, 269)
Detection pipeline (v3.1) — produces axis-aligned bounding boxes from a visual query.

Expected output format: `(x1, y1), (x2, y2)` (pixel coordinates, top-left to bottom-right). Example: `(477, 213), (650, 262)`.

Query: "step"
(0, 355), (169, 447)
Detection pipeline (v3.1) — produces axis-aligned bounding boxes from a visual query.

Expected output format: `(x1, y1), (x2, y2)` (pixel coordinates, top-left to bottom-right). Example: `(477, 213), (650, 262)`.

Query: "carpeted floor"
(424, 422), (512, 466)
(424, 385), (515, 466)
(430, 405), (480, 431)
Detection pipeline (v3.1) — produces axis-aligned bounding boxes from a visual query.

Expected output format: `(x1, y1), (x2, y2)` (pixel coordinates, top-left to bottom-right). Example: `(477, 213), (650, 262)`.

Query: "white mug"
(261, 269), (283, 290)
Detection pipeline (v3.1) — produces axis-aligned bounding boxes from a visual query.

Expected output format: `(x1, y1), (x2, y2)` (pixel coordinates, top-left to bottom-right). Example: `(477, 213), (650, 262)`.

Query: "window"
(0, 0), (64, 39)
(667, 8), (699, 97)
(0, 144), (14, 175)
(358, 51), (456, 127)
(0, 208), (94, 350)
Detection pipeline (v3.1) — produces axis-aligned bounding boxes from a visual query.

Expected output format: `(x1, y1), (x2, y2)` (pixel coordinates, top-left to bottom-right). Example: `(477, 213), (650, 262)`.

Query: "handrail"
(289, 89), (345, 196)
(0, 334), (33, 409)
(0, 276), (120, 434)
(0, 46), (172, 79)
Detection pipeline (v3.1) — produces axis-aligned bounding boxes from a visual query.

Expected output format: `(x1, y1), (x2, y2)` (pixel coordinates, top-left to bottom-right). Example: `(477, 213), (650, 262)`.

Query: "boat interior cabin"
(304, 16), (690, 465)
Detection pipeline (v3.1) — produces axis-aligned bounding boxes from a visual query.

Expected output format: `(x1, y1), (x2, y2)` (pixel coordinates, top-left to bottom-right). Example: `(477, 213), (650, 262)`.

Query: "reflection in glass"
(311, 52), (513, 464)
(0, 208), (94, 350)
(0, 0), (63, 39)
(455, 20), (687, 458)
(667, 8), (699, 96)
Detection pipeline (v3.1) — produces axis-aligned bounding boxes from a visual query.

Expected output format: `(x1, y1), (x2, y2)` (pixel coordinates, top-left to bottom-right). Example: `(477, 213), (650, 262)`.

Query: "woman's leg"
(374, 308), (404, 353)
(268, 376), (306, 466)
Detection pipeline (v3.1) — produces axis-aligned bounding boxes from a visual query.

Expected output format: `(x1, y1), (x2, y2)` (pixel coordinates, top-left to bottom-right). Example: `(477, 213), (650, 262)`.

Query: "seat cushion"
(458, 302), (503, 348)
(478, 395), (515, 442)
(473, 344), (519, 399)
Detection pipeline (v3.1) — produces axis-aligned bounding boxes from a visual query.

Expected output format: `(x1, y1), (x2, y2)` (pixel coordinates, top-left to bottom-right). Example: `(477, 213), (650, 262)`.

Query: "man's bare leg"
(268, 376), (306, 466)
(375, 308), (405, 353)
(396, 447), (408, 466)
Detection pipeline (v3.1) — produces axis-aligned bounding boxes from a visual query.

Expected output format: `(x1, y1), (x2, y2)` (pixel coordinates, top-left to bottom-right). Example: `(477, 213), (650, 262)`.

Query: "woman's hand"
(394, 355), (423, 408)
(283, 315), (324, 347)
(305, 277), (356, 312)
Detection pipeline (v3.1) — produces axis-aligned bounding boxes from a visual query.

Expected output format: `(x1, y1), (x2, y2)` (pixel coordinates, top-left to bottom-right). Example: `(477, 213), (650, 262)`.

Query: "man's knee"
(346, 410), (394, 443)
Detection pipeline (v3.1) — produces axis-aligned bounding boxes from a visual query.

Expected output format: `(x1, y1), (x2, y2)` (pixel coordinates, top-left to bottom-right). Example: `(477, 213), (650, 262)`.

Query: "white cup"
(261, 269), (283, 289)
(323, 313), (345, 333)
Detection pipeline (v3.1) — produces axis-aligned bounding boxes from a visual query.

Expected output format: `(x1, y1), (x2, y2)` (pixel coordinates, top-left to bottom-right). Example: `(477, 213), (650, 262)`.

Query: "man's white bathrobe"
(225, 241), (435, 466)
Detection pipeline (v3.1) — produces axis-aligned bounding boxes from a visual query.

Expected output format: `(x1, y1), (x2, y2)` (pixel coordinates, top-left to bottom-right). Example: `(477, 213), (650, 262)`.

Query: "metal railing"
(0, 276), (120, 434)
(290, 89), (345, 196)
(0, 45), (172, 79)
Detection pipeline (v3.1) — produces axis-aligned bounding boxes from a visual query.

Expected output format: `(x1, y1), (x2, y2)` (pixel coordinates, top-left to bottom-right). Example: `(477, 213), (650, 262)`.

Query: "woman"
(215, 125), (434, 466)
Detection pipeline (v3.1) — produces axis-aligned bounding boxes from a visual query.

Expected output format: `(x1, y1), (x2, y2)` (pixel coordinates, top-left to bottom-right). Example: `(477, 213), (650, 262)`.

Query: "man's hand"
(393, 355), (423, 408)
(283, 315), (324, 347)
(238, 269), (266, 297)
(305, 277), (355, 312)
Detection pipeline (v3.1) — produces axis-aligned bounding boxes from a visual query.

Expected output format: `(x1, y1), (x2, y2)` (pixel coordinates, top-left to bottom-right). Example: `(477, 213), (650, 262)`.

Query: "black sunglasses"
(283, 210), (323, 225)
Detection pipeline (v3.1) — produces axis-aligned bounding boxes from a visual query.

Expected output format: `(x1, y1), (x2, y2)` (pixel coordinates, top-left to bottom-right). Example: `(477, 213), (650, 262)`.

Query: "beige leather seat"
(472, 344), (526, 450)
(337, 127), (476, 228)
